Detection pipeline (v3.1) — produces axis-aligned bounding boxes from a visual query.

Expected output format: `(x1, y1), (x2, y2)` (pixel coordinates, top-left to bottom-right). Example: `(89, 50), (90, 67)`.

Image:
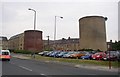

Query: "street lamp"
(54, 16), (63, 50)
(28, 8), (36, 58)
(28, 8), (36, 30)
(54, 16), (63, 41)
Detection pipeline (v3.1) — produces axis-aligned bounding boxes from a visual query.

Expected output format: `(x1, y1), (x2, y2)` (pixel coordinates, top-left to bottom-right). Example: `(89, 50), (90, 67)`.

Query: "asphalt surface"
(1, 57), (119, 76)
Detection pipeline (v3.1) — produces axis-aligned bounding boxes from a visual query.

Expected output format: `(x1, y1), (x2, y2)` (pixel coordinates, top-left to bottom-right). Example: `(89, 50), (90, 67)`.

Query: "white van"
(0, 50), (11, 61)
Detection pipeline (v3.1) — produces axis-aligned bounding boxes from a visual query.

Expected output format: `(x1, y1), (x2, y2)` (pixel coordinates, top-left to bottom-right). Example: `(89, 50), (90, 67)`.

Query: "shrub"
(13, 50), (32, 54)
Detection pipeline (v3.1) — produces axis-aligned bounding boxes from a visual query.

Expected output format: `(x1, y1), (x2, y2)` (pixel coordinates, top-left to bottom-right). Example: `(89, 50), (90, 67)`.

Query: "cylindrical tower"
(79, 16), (107, 51)
(24, 30), (43, 52)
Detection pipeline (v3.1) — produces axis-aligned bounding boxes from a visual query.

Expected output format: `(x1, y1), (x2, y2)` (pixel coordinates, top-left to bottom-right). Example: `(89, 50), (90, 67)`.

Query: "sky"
(0, 0), (119, 42)
(118, 1), (120, 41)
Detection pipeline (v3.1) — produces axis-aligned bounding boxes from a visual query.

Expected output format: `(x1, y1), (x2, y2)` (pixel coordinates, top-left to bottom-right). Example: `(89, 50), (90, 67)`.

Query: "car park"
(0, 50), (11, 61)
(37, 50), (120, 62)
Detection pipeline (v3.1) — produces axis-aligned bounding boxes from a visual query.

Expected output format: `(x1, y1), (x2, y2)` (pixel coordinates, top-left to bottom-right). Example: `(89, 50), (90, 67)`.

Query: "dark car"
(44, 51), (54, 56)
(117, 51), (120, 61)
(62, 51), (75, 58)
(105, 51), (118, 61)
(49, 51), (61, 57)
(55, 51), (67, 58)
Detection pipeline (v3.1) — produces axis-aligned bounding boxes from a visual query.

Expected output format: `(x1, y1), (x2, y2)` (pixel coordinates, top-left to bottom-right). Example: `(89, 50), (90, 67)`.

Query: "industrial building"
(44, 16), (108, 51)
(8, 30), (43, 52)
(43, 37), (79, 51)
(1, 15), (108, 52)
(79, 16), (107, 51)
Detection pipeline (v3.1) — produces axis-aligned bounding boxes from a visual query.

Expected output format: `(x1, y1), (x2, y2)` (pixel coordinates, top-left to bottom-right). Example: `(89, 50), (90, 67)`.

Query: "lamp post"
(28, 8), (36, 30)
(54, 16), (63, 50)
(28, 8), (36, 58)
(47, 36), (50, 50)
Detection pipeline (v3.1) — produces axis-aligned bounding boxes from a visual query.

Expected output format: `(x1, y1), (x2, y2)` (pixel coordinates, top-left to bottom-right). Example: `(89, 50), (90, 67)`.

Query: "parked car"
(105, 51), (118, 61)
(44, 51), (54, 56)
(91, 52), (107, 60)
(81, 52), (93, 60)
(117, 51), (120, 61)
(56, 51), (68, 58)
(38, 51), (49, 56)
(69, 51), (85, 59)
(62, 51), (75, 58)
(49, 51), (61, 57)
(0, 50), (11, 61)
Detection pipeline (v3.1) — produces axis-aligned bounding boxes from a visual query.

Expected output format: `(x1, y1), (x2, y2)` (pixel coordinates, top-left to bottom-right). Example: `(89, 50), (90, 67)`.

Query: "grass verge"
(29, 55), (120, 68)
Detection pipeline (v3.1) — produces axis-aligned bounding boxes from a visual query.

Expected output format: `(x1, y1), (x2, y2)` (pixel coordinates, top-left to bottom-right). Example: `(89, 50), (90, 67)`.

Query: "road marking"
(74, 65), (80, 68)
(19, 66), (32, 71)
(87, 74), (96, 75)
(40, 73), (45, 75)
(10, 62), (33, 72)
(45, 61), (50, 63)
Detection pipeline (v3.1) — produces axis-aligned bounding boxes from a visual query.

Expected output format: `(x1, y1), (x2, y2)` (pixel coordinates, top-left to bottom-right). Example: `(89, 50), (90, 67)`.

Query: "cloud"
(1, 0), (119, 2)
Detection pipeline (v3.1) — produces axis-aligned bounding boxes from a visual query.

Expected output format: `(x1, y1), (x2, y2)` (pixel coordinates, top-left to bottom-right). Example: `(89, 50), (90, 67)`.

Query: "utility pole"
(47, 36), (50, 45)
(47, 36), (50, 49)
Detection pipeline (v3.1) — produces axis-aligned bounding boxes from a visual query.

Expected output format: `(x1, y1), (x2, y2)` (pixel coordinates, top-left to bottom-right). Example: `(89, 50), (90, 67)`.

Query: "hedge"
(12, 50), (32, 54)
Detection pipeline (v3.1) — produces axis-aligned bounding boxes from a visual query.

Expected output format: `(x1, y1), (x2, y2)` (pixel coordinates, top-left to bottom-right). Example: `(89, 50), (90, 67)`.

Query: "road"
(1, 57), (119, 77)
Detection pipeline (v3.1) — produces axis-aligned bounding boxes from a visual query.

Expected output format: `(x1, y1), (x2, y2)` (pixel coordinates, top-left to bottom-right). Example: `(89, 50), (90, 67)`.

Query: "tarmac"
(11, 53), (119, 73)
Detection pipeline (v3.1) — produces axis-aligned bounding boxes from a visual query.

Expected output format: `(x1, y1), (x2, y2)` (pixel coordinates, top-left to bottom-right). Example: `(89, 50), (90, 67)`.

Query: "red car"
(92, 52), (107, 60)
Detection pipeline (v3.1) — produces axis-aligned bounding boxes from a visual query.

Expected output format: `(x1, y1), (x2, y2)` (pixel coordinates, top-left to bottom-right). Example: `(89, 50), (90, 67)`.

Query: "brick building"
(8, 30), (43, 52)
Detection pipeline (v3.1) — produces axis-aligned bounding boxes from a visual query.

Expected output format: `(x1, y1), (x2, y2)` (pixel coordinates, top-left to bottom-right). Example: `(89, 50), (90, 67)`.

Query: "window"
(2, 52), (9, 55)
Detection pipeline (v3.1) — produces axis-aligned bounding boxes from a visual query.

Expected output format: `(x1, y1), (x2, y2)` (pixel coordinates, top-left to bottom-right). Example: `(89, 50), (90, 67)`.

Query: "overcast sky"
(0, 0), (119, 42)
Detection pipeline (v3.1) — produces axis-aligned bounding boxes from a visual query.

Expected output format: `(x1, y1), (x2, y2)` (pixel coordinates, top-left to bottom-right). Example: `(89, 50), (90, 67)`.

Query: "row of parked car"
(38, 50), (120, 61)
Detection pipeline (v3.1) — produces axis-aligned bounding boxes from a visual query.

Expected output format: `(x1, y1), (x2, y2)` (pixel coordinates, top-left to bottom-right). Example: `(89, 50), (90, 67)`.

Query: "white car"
(38, 51), (48, 56)
(0, 50), (11, 61)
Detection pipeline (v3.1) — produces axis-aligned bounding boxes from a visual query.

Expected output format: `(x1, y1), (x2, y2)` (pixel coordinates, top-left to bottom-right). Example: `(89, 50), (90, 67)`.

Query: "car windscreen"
(2, 52), (9, 55)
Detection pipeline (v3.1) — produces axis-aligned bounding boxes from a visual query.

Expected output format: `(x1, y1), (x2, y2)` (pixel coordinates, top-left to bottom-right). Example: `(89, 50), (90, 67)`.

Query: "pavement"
(11, 53), (119, 73)
(12, 53), (30, 60)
